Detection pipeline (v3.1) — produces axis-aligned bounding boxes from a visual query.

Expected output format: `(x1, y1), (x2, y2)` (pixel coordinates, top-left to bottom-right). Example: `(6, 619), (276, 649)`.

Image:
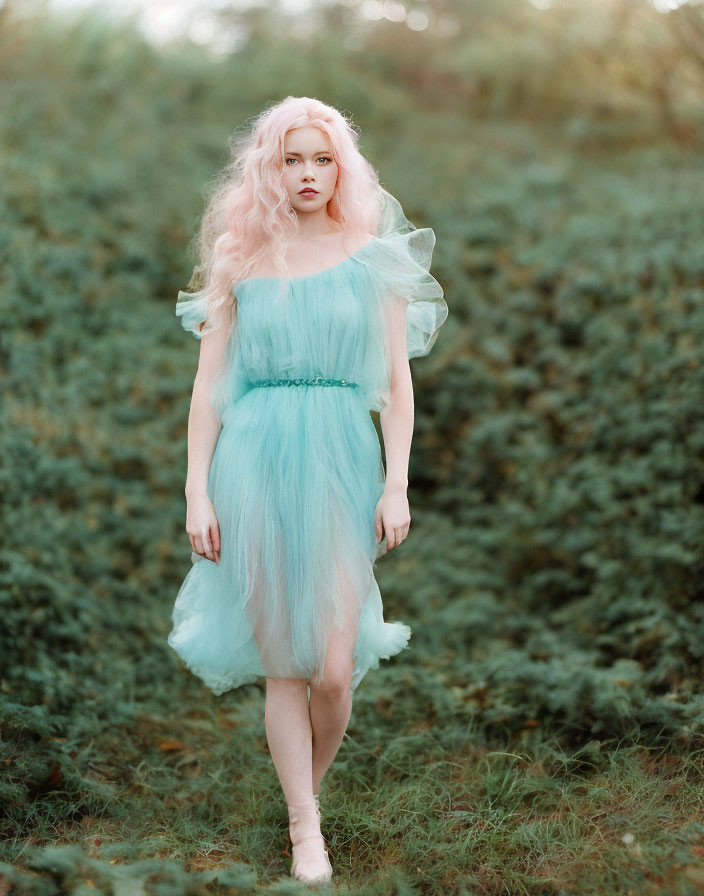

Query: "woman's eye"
(285, 157), (332, 165)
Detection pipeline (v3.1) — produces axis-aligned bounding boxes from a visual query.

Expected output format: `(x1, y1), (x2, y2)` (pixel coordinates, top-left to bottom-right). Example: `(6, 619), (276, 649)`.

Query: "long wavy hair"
(183, 95), (387, 336)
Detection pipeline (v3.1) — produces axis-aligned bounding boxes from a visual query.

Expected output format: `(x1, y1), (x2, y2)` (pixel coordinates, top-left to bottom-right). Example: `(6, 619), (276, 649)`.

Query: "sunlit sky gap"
(2, 0), (691, 55)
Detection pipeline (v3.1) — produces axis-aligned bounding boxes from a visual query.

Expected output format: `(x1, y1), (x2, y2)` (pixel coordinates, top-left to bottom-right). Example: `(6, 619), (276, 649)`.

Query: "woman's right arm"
(184, 303), (234, 563)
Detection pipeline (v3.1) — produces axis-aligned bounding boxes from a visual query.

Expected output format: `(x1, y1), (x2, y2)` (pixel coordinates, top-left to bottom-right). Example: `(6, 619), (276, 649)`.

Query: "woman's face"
(282, 126), (339, 217)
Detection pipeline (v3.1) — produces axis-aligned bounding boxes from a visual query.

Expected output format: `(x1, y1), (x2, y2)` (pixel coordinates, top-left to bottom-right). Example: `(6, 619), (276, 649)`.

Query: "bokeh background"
(2, 0), (704, 892)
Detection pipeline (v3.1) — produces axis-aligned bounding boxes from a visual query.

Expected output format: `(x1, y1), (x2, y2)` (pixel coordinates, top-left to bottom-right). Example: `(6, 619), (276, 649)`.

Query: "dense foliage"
(2, 0), (704, 892)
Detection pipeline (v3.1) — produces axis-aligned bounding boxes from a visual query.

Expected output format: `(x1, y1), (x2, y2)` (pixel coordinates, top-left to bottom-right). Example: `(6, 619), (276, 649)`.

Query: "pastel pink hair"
(184, 95), (387, 335)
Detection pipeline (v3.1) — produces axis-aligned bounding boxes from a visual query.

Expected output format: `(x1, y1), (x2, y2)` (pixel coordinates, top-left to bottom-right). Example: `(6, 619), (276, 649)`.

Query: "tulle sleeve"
(175, 289), (210, 339)
(175, 283), (234, 340)
(355, 188), (448, 413)
(174, 284), (253, 424)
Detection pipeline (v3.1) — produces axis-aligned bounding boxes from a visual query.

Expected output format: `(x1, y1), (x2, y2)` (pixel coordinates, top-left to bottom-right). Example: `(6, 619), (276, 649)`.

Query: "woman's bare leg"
(309, 598), (359, 796)
(265, 676), (331, 880)
(264, 677), (314, 804)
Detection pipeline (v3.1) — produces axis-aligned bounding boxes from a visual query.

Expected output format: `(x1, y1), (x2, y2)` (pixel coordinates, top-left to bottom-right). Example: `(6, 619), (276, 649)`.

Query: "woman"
(167, 95), (447, 883)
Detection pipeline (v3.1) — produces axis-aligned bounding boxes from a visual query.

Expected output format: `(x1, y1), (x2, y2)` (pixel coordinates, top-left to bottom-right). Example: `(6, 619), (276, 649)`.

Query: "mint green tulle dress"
(167, 190), (448, 696)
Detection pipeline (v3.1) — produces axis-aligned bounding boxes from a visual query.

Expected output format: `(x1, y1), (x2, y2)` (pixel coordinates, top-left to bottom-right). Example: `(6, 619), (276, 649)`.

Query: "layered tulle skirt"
(167, 380), (412, 695)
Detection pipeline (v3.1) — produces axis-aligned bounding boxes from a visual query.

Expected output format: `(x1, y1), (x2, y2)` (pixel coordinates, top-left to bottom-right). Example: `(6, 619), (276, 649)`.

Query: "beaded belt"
(252, 376), (359, 389)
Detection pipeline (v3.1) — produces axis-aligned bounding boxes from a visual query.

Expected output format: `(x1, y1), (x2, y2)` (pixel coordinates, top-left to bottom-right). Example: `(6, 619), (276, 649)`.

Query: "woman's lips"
(299, 189), (318, 196)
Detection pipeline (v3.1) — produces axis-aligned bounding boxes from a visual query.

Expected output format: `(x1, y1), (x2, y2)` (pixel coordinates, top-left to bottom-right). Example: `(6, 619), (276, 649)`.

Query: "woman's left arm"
(375, 294), (414, 551)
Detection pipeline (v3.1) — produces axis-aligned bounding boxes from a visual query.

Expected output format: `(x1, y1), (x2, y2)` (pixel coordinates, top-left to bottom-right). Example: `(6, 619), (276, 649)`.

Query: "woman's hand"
(374, 485), (411, 551)
(186, 492), (221, 564)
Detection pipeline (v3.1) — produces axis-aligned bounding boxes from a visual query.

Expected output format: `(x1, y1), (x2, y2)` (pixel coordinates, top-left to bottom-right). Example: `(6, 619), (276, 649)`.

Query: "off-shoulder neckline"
(234, 236), (375, 291)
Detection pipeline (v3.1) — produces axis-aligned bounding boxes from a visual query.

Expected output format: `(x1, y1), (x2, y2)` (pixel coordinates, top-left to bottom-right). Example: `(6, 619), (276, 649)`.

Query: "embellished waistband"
(252, 376), (359, 389)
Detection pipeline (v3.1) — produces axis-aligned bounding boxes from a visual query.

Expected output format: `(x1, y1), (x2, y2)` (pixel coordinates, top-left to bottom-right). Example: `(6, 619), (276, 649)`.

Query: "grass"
(4, 684), (704, 894)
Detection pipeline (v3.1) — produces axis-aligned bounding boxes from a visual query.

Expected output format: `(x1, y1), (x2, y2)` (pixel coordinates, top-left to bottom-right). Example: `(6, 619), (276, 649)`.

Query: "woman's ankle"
(287, 798), (319, 820)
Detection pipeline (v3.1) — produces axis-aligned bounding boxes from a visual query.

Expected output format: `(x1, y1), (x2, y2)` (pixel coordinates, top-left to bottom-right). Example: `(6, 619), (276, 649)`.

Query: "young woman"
(167, 96), (447, 883)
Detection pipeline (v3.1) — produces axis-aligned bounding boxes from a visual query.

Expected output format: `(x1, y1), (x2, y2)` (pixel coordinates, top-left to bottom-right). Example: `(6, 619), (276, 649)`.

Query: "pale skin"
(184, 124), (413, 799)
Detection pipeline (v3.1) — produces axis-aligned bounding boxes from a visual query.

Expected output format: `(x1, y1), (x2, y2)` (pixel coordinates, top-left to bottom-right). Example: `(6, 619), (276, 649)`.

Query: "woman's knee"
(310, 667), (353, 702)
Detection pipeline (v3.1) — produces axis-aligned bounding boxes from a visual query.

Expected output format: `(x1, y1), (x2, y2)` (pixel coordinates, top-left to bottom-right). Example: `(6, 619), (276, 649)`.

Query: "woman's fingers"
(185, 498), (221, 563)
(201, 528), (216, 562)
(188, 524), (220, 562)
(211, 521), (221, 564)
(385, 522), (410, 551)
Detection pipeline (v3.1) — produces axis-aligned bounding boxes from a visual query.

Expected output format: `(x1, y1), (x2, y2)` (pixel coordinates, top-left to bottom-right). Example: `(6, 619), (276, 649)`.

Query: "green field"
(2, 1), (704, 893)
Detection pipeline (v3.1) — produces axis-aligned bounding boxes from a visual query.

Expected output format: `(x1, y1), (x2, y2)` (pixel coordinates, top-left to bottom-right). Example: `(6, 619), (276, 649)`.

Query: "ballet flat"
(286, 800), (332, 883)
(284, 795), (327, 859)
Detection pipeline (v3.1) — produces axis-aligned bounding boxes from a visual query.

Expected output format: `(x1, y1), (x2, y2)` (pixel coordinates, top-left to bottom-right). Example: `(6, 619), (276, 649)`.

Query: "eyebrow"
(285, 150), (332, 156)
